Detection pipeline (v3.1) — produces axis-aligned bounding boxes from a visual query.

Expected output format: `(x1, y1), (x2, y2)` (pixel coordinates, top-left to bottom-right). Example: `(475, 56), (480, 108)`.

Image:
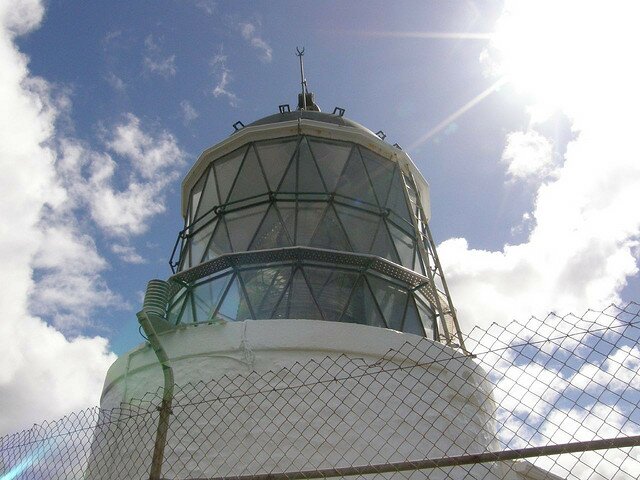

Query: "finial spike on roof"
(295, 47), (320, 111)
(295, 47), (307, 110)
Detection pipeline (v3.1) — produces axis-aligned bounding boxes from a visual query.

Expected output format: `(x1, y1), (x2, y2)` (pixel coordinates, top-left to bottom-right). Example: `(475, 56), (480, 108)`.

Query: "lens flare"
(0, 439), (56, 480)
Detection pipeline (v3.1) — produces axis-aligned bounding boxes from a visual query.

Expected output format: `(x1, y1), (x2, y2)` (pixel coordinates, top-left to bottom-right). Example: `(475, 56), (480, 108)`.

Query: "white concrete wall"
(89, 320), (510, 479)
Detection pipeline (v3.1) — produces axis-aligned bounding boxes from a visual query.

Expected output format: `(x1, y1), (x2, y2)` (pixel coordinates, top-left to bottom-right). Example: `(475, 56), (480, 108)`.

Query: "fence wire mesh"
(1, 303), (639, 479)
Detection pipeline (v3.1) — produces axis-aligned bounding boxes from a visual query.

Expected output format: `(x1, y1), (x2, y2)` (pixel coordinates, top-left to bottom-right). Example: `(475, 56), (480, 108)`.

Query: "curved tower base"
(91, 320), (505, 479)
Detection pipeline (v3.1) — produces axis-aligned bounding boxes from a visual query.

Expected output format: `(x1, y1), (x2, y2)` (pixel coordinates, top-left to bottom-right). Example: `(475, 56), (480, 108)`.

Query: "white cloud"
(89, 180), (167, 236)
(195, 0), (216, 15)
(0, 0), (116, 434)
(58, 114), (185, 238)
(106, 113), (184, 179)
(143, 34), (176, 77)
(440, 1), (640, 332)
(213, 69), (236, 103)
(102, 30), (121, 46)
(144, 55), (176, 77)
(211, 52), (238, 106)
(111, 243), (146, 264)
(0, 0), (43, 36)
(239, 22), (273, 63)
(30, 221), (122, 330)
(106, 72), (125, 91)
(501, 130), (554, 181)
(180, 99), (199, 124)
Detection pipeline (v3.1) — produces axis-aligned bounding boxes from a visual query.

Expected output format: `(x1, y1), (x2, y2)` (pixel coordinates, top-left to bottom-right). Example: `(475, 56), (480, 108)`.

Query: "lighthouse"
(88, 59), (530, 479)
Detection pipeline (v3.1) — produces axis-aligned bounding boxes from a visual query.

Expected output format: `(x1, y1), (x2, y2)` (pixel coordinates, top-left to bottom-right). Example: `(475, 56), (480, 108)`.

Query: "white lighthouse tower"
(89, 59), (548, 480)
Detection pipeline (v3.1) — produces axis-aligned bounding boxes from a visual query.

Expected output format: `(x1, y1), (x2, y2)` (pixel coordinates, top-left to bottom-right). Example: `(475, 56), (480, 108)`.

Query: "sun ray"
(409, 77), (508, 150)
(355, 31), (492, 40)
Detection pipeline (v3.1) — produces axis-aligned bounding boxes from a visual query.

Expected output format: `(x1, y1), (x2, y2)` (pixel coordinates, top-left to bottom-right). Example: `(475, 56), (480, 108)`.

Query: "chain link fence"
(1, 303), (639, 479)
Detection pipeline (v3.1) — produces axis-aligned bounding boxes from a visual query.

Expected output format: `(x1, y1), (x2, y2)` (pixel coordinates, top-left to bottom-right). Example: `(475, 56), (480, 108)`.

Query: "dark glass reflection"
(167, 262), (436, 339)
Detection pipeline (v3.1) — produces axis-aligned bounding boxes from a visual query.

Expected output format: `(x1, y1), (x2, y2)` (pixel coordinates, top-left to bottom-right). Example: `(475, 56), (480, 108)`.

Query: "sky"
(1, 0), (639, 435)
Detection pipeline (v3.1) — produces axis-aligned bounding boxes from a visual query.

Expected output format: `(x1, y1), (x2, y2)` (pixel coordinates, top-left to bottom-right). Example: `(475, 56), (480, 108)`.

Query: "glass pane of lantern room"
(180, 294), (195, 324)
(195, 167), (219, 221)
(288, 269), (322, 320)
(335, 147), (377, 205)
(167, 292), (186, 325)
(250, 204), (292, 250)
(389, 224), (415, 269)
(403, 297), (425, 336)
(204, 219), (232, 261)
(370, 222), (400, 264)
(228, 146), (269, 203)
(214, 146), (247, 204)
(217, 275), (240, 321)
(296, 202), (325, 245)
(305, 267), (359, 322)
(192, 273), (231, 323)
(255, 138), (298, 191)
(276, 202), (296, 244)
(367, 274), (408, 331)
(334, 205), (379, 253)
(340, 277), (365, 325)
(308, 139), (352, 192)
(241, 267), (292, 319)
(225, 204), (268, 252)
(415, 297), (436, 339)
(236, 277), (254, 321)
(359, 147), (395, 207)
(363, 281), (386, 328)
(297, 138), (326, 193)
(271, 282), (292, 319)
(277, 154), (297, 193)
(386, 167), (413, 223)
(310, 206), (351, 251)
(190, 173), (206, 224)
(190, 221), (216, 267)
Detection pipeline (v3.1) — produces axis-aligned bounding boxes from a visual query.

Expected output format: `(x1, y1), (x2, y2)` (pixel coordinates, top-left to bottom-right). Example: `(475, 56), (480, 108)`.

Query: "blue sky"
(1, 0), (639, 433)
